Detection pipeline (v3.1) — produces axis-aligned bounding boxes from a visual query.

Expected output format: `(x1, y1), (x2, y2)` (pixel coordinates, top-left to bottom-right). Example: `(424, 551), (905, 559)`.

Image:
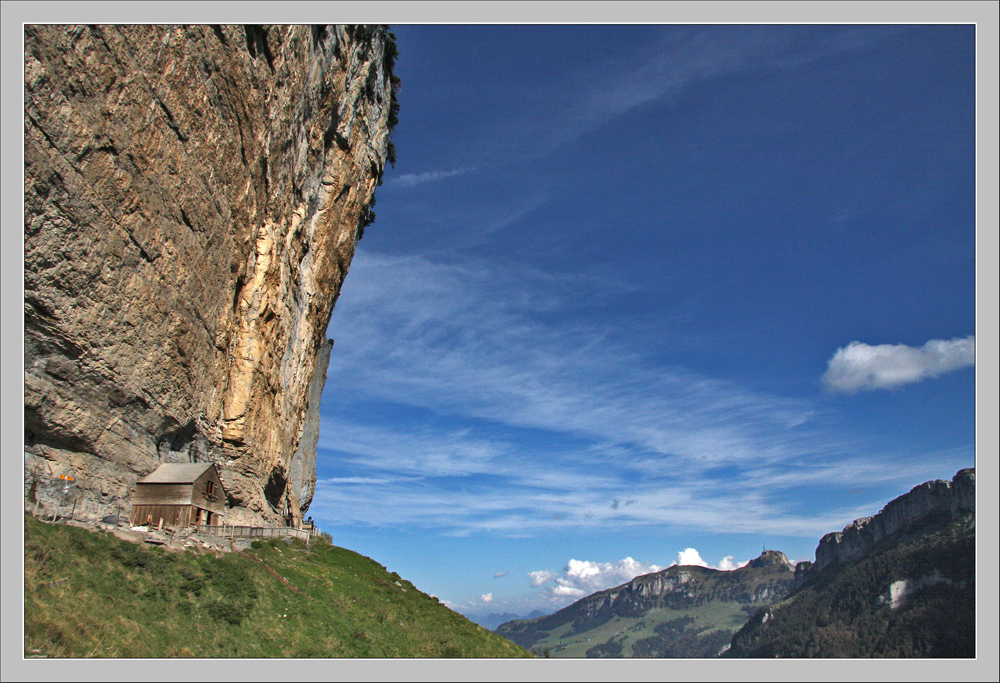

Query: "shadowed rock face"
(725, 469), (976, 658)
(814, 468), (975, 571)
(24, 25), (395, 525)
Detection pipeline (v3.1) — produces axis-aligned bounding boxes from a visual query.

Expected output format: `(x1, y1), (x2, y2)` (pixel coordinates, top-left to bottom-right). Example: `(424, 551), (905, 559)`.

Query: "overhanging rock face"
(24, 25), (396, 525)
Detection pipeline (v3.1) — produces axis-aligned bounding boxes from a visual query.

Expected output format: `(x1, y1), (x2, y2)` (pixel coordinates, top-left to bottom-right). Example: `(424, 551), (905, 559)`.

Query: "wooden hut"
(129, 462), (226, 529)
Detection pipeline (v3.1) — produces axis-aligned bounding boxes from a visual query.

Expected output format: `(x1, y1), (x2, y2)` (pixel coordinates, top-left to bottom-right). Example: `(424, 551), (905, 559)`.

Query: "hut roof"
(138, 462), (217, 484)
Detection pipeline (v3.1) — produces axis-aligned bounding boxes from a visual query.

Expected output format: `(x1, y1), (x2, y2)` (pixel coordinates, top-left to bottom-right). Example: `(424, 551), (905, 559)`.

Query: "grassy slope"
(23, 515), (530, 658)
(515, 603), (749, 658)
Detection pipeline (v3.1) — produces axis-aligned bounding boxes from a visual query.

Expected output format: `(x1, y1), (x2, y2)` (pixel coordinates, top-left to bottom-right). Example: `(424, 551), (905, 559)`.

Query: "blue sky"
(306, 24), (976, 620)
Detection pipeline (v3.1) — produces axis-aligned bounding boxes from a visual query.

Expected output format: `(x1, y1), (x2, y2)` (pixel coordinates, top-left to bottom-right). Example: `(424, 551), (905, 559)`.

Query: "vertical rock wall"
(24, 25), (396, 525)
(813, 468), (975, 570)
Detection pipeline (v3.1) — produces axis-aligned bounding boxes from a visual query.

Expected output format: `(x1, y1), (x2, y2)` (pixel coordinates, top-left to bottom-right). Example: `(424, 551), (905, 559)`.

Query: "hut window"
(206, 481), (216, 496)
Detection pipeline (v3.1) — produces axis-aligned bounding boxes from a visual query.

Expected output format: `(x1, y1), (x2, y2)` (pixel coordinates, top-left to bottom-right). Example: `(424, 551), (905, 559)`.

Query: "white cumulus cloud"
(717, 556), (748, 571)
(821, 336), (975, 394)
(528, 557), (664, 605)
(528, 550), (752, 607)
(481, 593), (493, 603)
(528, 570), (558, 587)
(674, 548), (708, 567)
(670, 548), (748, 571)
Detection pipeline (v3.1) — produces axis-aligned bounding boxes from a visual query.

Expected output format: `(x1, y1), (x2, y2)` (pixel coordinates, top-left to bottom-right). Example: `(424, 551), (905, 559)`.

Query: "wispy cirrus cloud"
(505, 26), (901, 159)
(326, 252), (823, 470)
(311, 251), (961, 540)
(821, 336), (975, 394)
(310, 456), (889, 539)
(388, 166), (476, 188)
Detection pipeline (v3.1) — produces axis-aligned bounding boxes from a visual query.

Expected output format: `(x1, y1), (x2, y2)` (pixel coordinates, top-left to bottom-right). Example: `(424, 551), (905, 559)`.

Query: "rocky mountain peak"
(497, 550), (797, 657)
(745, 550), (794, 571)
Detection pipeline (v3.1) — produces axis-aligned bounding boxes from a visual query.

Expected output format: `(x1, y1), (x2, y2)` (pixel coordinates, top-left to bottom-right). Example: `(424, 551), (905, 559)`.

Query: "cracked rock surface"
(24, 25), (394, 525)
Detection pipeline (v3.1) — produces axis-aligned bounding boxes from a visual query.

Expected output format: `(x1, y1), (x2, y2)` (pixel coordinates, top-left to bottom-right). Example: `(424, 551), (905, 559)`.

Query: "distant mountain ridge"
(495, 550), (796, 657)
(813, 468), (974, 571)
(494, 468), (975, 658)
(725, 468), (976, 658)
(469, 610), (549, 631)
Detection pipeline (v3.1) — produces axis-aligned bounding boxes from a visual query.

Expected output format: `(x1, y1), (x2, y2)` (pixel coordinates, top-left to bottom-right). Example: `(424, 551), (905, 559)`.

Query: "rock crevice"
(24, 24), (397, 525)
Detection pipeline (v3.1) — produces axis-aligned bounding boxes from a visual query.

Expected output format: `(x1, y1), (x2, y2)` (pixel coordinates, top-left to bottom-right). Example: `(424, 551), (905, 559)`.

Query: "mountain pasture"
(23, 515), (530, 658)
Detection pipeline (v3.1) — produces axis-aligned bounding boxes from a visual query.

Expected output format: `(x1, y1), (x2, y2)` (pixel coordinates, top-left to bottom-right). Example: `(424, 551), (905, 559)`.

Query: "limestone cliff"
(577, 551), (795, 618)
(725, 469), (976, 658)
(24, 25), (398, 525)
(813, 468), (975, 571)
(496, 552), (796, 657)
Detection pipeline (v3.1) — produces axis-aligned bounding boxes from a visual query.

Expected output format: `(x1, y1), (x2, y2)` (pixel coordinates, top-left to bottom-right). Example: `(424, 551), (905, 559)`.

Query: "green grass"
(515, 602), (748, 658)
(23, 515), (531, 658)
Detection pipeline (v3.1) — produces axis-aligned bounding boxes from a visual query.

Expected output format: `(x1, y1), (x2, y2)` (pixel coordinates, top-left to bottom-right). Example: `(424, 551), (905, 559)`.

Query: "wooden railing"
(196, 524), (312, 541)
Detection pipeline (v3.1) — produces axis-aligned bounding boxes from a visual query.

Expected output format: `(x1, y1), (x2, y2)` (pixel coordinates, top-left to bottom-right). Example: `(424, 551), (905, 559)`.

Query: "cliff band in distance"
(725, 468), (976, 658)
(497, 550), (798, 658)
(812, 467), (975, 571)
(24, 25), (398, 525)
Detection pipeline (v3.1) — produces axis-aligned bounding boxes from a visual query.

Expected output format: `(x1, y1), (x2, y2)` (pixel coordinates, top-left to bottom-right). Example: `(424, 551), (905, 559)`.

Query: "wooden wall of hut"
(129, 504), (191, 528)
